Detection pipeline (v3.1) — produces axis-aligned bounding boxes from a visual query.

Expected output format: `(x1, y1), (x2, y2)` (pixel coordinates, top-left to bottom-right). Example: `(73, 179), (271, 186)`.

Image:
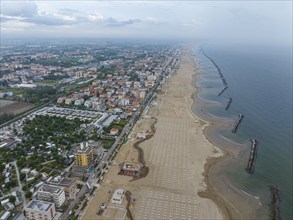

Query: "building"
(74, 98), (84, 106)
(118, 163), (141, 177)
(37, 184), (65, 208)
(91, 99), (106, 111)
(65, 98), (74, 105)
(48, 176), (77, 198)
(56, 97), (66, 104)
(0, 211), (10, 220)
(111, 189), (125, 204)
(24, 200), (56, 220)
(110, 128), (119, 136)
(74, 142), (94, 167)
(137, 132), (146, 139)
(84, 100), (92, 108)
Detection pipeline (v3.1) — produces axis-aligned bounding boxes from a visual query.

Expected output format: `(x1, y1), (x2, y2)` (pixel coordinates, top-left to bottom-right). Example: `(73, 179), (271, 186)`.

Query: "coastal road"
(61, 52), (179, 220)
(62, 77), (158, 219)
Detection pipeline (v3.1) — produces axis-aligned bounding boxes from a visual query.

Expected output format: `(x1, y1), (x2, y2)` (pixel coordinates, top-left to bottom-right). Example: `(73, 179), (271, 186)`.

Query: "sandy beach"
(82, 49), (226, 219)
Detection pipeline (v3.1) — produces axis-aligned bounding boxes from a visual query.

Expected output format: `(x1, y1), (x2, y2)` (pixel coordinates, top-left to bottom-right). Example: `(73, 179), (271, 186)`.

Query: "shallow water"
(192, 43), (292, 219)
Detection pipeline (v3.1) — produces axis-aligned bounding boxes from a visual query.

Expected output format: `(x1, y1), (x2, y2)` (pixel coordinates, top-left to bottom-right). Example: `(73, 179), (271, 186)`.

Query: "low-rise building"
(0, 211), (10, 220)
(111, 189), (125, 204)
(65, 98), (74, 105)
(24, 200), (56, 220)
(21, 168), (31, 174)
(84, 100), (92, 108)
(110, 128), (119, 136)
(48, 176), (77, 198)
(74, 98), (84, 106)
(57, 97), (66, 104)
(37, 184), (65, 208)
(118, 163), (141, 177)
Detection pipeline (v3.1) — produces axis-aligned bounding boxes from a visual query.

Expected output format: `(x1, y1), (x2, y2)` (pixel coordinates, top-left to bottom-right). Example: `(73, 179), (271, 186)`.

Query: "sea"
(192, 42), (292, 219)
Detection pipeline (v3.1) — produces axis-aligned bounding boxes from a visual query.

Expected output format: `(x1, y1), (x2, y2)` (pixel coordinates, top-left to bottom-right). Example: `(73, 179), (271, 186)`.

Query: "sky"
(0, 1), (292, 45)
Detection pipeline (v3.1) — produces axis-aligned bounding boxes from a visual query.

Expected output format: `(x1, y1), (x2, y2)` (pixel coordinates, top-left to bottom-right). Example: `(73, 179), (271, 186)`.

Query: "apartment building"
(24, 200), (56, 220)
(74, 142), (94, 167)
(37, 184), (65, 208)
(48, 176), (77, 198)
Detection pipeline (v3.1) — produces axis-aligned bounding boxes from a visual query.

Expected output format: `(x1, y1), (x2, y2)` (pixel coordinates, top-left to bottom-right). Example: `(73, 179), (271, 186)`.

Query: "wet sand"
(192, 55), (268, 219)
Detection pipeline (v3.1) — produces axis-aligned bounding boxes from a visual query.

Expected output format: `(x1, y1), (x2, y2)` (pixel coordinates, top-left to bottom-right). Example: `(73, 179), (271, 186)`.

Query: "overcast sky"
(0, 1), (292, 45)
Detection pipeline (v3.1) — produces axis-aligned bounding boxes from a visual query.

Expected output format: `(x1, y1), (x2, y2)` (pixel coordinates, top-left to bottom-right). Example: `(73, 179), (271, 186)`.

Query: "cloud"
(227, 7), (263, 24)
(105, 17), (141, 27)
(1, 1), (37, 18)
(87, 13), (104, 22)
(0, 2), (140, 27)
(144, 17), (167, 25)
(0, 16), (13, 23)
(182, 19), (203, 27)
(24, 14), (76, 26)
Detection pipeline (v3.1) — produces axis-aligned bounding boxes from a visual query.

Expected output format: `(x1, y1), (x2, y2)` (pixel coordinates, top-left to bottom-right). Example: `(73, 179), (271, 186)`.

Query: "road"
(11, 161), (26, 207)
(61, 52), (179, 220)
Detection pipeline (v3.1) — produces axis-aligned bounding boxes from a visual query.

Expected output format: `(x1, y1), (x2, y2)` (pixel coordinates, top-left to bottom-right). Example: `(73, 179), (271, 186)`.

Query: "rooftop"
(121, 163), (141, 172)
(75, 142), (92, 154)
(27, 200), (53, 212)
(39, 184), (62, 194)
(59, 178), (76, 187)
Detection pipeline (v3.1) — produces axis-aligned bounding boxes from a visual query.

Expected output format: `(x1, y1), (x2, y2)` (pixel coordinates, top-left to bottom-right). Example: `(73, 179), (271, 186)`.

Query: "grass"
(40, 167), (52, 174)
(36, 79), (60, 86)
(46, 161), (67, 170)
(0, 87), (26, 95)
(99, 139), (115, 149)
(116, 119), (128, 126)
(50, 170), (61, 176)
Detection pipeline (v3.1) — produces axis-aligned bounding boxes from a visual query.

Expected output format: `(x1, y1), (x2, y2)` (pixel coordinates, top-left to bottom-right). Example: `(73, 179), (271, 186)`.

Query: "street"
(11, 161), (26, 207)
(61, 53), (178, 220)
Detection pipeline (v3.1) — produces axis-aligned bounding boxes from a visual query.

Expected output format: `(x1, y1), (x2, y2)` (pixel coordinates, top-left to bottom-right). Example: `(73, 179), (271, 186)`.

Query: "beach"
(81, 48), (269, 220)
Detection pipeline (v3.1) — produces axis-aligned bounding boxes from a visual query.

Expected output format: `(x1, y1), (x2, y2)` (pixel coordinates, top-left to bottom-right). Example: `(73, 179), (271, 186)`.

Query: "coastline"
(82, 48), (224, 219)
(190, 48), (268, 219)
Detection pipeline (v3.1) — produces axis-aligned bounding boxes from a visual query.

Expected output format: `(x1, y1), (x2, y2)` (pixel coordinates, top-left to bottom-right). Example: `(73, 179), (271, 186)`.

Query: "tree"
(25, 191), (32, 199)
(22, 185), (28, 191)
(17, 157), (26, 168)
(20, 173), (26, 181)
(9, 196), (16, 205)
(13, 128), (18, 135)
(0, 164), (4, 173)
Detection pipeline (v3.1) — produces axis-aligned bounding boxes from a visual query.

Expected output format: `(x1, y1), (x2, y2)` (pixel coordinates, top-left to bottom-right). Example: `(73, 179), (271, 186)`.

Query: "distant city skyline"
(0, 1), (292, 45)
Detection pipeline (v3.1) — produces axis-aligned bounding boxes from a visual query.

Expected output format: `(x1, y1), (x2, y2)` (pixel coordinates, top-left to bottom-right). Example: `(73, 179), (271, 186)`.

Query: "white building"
(92, 99), (106, 111)
(121, 98), (130, 106)
(0, 211), (10, 220)
(139, 90), (146, 99)
(24, 200), (56, 220)
(21, 168), (31, 174)
(37, 184), (65, 208)
(111, 188), (125, 204)
(65, 98), (74, 105)
(84, 100), (92, 108)
(74, 98), (84, 106)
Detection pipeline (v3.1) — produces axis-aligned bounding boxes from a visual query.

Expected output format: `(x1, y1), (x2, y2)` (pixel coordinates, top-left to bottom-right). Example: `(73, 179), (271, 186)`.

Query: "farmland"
(0, 99), (34, 115)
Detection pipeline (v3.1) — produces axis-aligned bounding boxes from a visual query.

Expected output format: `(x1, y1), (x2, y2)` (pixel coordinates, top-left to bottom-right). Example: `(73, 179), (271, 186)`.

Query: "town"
(0, 39), (180, 220)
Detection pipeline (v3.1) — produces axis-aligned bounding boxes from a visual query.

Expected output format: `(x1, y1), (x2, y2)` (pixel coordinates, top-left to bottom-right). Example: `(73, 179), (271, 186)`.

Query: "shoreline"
(190, 48), (267, 219)
(82, 48), (224, 220)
